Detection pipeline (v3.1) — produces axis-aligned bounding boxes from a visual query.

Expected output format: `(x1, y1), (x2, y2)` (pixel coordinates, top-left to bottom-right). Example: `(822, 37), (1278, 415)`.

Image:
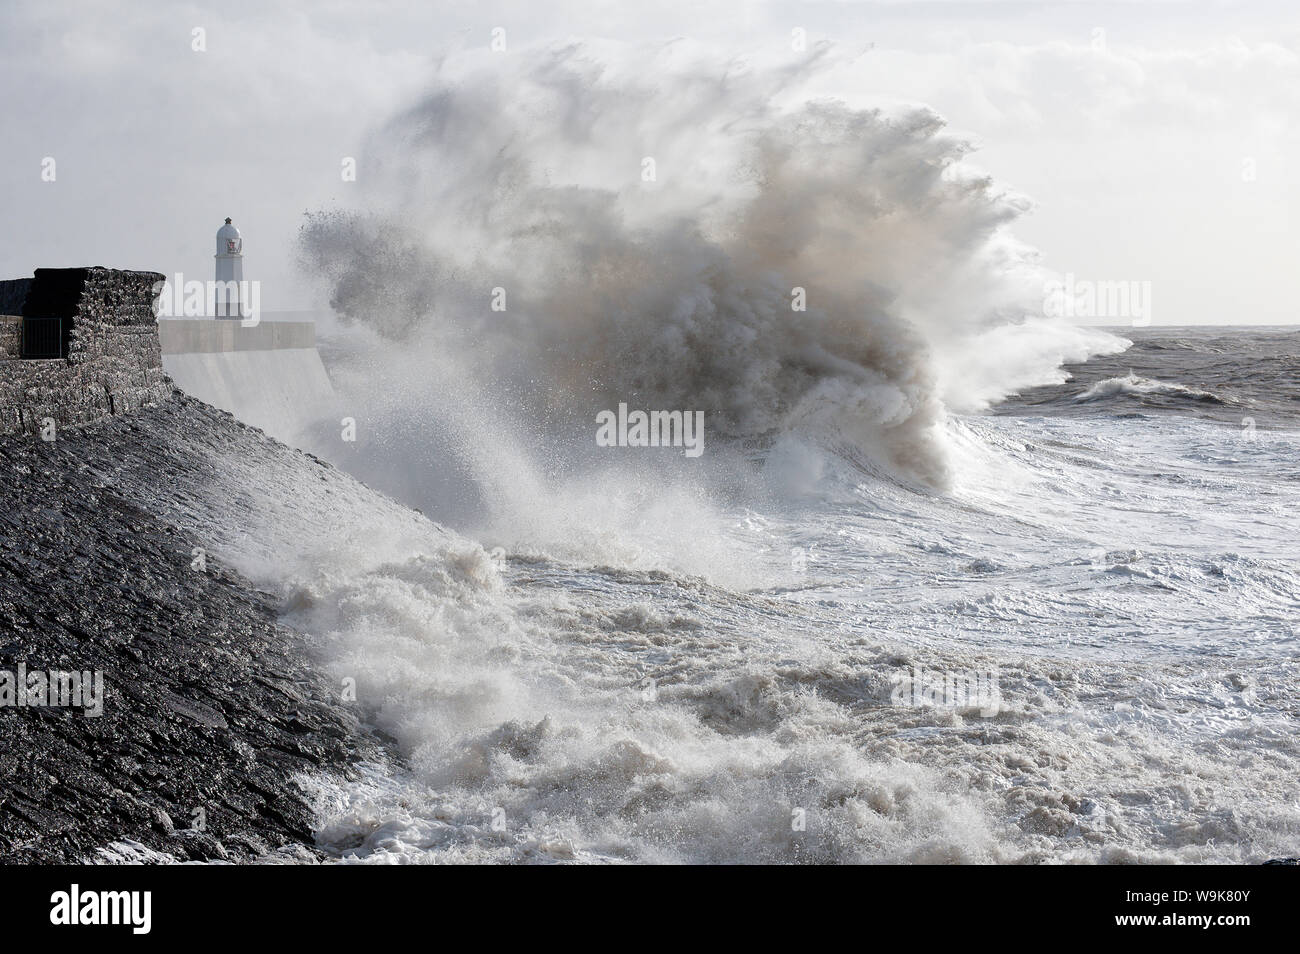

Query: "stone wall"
(0, 267), (173, 435)
(0, 316), (20, 359)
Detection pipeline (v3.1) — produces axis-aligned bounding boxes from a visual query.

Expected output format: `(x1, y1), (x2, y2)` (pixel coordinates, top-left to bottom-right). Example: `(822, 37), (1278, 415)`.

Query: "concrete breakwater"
(0, 266), (380, 861)
(0, 395), (388, 862)
(159, 318), (336, 444)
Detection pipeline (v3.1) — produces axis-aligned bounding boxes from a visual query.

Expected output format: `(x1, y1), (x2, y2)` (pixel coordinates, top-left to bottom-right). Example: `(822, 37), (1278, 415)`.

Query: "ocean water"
(241, 45), (1300, 863)
(229, 326), (1295, 865)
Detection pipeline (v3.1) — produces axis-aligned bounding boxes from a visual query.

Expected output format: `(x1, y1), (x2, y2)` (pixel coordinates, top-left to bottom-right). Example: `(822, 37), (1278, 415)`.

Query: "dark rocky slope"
(0, 393), (398, 862)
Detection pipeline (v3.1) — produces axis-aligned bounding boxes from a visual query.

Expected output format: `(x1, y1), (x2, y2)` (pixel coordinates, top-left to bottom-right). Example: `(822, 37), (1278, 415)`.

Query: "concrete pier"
(159, 317), (336, 444)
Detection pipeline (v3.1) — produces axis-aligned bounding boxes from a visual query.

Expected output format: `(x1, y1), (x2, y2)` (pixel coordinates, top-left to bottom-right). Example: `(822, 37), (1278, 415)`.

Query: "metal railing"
(21, 317), (64, 358)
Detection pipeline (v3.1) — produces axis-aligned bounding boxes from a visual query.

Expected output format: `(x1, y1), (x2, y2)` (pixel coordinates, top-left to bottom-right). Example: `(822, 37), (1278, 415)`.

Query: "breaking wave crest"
(1073, 373), (1229, 406)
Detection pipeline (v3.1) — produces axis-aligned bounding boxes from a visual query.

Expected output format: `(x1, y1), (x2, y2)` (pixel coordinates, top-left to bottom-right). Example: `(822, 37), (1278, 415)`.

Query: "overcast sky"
(1, 0), (1297, 324)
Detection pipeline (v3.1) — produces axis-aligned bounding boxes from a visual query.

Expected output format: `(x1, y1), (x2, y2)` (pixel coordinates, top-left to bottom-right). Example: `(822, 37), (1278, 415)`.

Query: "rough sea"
(227, 47), (1300, 863)
(217, 326), (1294, 864)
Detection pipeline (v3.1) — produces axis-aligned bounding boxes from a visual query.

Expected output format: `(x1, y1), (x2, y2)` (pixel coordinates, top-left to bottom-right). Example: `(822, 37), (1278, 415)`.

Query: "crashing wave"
(298, 41), (1124, 491)
(1073, 373), (1227, 405)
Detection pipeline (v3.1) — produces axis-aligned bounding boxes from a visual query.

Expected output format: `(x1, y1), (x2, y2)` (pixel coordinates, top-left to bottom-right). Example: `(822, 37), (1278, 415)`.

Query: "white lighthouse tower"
(214, 217), (243, 318)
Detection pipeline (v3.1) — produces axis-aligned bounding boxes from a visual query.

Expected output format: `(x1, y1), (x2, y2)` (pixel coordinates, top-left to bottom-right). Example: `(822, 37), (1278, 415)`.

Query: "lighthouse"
(214, 217), (243, 318)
